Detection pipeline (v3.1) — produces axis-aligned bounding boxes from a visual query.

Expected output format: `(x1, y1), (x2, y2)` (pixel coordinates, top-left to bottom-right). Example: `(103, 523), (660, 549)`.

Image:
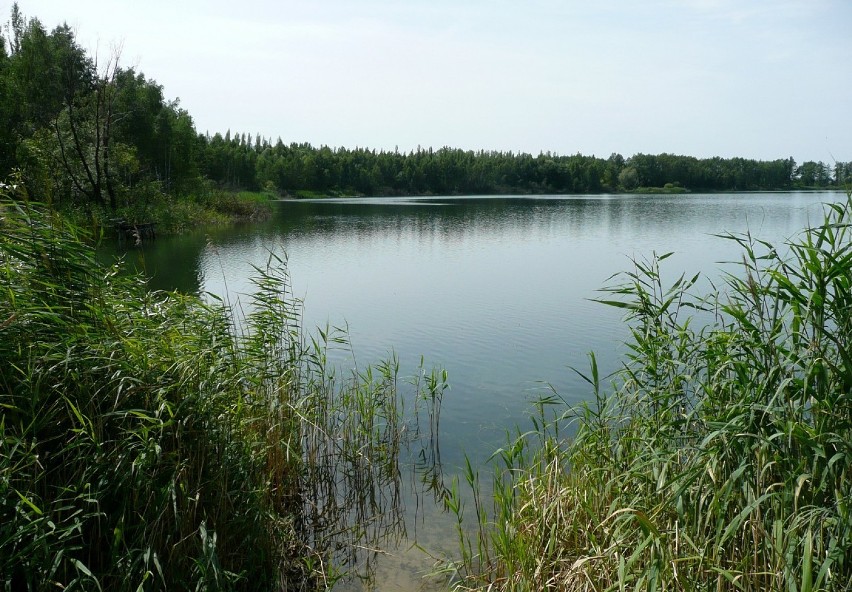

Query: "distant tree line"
(1, 4), (849, 211)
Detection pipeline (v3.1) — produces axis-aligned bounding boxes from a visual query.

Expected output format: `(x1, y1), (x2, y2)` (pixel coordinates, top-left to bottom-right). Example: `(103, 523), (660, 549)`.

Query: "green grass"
(0, 183), (442, 590)
(60, 183), (274, 236)
(289, 189), (362, 199)
(632, 183), (690, 194)
(206, 190), (274, 222)
(447, 194), (852, 591)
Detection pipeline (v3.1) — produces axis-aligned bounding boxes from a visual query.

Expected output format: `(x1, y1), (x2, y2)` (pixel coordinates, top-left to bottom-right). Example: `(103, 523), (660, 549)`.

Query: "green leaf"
(14, 489), (43, 515)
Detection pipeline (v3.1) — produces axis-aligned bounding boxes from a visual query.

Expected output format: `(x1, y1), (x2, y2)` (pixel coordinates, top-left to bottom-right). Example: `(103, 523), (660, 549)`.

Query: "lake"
(110, 191), (841, 590)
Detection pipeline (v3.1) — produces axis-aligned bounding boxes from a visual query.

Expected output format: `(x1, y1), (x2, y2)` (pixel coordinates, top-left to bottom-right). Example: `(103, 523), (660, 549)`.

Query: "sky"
(13, 0), (852, 163)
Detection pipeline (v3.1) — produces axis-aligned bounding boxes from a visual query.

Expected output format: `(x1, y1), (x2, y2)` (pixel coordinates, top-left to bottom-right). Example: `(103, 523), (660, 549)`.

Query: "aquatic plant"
(0, 183), (441, 591)
(448, 194), (852, 591)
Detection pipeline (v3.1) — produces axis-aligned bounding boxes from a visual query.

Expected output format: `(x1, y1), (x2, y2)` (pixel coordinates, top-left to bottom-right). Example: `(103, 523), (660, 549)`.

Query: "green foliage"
(0, 5), (205, 213)
(617, 165), (639, 190)
(795, 161), (834, 188)
(1, 4), (847, 219)
(57, 183), (273, 236)
(632, 182), (689, 194)
(224, 141), (842, 197)
(205, 190), (274, 221)
(0, 183), (434, 590)
(449, 195), (852, 591)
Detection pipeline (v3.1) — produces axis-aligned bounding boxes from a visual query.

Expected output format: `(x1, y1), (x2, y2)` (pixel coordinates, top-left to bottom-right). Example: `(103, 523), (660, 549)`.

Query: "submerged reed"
(448, 195), (852, 591)
(0, 182), (443, 591)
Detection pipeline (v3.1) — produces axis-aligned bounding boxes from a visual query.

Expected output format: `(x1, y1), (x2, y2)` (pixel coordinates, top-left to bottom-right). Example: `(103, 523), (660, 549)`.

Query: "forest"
(1, 3), (850, 221)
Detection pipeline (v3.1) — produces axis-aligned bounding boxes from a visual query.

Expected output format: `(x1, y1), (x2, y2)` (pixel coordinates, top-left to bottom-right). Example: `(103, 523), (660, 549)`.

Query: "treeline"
(1, 4), (850, 211)
(219, 141), (845, 195)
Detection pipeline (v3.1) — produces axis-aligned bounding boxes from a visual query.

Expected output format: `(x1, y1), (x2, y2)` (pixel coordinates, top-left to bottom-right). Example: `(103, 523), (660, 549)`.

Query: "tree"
(7, 2), (24, 55)
(602, 153), (625, 191)
(0, 25), (14, 173)
(54, 48), (121, 209)
(0, 10), (93, 193)
(153, 101), (201, 193)
(795, 161), (830, 188)
(618, 166), (639, 190)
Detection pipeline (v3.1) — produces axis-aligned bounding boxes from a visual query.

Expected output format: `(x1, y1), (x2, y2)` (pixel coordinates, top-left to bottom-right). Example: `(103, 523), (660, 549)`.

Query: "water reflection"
(100, 192), (840, 590)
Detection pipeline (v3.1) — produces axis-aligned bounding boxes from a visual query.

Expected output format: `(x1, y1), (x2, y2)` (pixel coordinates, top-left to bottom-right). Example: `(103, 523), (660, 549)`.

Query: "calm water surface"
(112, 191), (840, 590)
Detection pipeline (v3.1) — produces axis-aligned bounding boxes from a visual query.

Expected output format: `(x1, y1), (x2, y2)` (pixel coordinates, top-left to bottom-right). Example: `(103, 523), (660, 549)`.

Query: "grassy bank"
(0, 185), (443, 590)
(448, 195), (852, 590)
(631, 183), (690, 194)
(58, 184), (275, 236)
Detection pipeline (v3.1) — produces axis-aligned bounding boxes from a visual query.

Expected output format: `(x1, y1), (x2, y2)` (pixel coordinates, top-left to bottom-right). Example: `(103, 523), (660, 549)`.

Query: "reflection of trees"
(105, 194), (821, 299)
(272, 198), (603, 246)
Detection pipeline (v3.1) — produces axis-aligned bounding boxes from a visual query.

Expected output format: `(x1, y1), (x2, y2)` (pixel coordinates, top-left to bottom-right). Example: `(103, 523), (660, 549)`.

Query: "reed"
(448, 194), (852, 591)
(0, 180), (439, 591)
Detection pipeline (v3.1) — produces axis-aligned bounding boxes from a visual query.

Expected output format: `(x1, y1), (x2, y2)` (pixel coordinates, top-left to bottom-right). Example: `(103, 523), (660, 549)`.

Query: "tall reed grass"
(448, 195), (852, 591)
(0, 181), (443, 591)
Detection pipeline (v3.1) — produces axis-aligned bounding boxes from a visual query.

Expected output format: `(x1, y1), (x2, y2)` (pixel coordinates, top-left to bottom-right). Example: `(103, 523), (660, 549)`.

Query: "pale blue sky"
(16, 0), (852, 162)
